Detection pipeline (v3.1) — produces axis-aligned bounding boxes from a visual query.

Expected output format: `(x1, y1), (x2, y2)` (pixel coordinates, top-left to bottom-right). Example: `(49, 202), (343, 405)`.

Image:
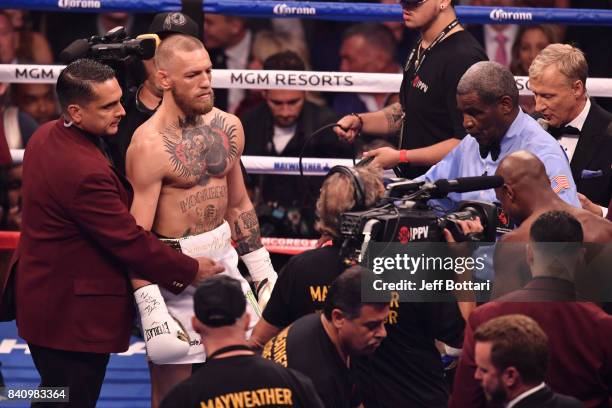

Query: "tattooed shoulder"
(160, 113), (240, 186)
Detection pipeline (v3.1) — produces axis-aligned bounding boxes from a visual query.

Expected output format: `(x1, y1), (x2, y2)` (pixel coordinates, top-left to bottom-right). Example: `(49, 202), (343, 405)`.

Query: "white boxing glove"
(241, 247), (278, 311)
(134, 284), (190, 365)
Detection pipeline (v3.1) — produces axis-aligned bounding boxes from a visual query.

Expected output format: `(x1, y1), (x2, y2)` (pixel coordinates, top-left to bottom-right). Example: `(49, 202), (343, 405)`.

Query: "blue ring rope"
(2, 0), (612, 25)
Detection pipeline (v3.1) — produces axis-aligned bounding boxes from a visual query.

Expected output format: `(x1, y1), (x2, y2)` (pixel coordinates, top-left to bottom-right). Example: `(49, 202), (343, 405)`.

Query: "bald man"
(126, 34), (277, 407)
(492, 150), (612, 298)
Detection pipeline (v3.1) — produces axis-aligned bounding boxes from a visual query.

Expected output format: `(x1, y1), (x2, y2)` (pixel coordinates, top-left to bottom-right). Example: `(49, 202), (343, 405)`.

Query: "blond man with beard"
(126, 34), (277, 407)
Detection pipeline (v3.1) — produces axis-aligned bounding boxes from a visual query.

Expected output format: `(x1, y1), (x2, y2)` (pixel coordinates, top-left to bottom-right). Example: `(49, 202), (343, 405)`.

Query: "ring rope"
(2, 65), (612, 98)
(3, 1), (612, 25)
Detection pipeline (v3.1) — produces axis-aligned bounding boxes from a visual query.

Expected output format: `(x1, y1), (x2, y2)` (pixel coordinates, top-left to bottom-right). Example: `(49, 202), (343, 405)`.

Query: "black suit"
(569, 100), (612, 207)
(209, 48), (228, 112)
(513, 385), (584, 408)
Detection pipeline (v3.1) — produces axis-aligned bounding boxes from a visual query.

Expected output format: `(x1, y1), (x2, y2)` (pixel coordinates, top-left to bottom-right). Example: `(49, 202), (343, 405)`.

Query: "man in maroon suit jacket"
(451, 211), (612, 408)
(9, 59), (222, 407)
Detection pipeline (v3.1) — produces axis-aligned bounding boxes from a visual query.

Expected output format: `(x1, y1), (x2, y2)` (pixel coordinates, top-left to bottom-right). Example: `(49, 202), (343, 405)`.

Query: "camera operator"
(353, 219), (481, 408)
(251, 162), (480, 407)
(249, 164), (385, 349)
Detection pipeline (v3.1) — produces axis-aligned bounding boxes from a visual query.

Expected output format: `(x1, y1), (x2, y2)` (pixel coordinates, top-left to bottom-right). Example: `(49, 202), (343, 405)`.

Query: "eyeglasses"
(398, 0), (429, 10)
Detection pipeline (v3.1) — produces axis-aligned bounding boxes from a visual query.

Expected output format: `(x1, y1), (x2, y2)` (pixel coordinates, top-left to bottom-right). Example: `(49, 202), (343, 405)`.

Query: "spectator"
(473, 315), (582, 407)
(159, 275), (324, 408)
(241, 51), (352, 239)
(510, 25), (559, 76)
(467, 0), (518, 69)
(565, 0), (612, 106)
(236, 30), (312, 117)
(0, 79), (39, 230)
(263, 266), (389, 408)
(3, 9), (53, 64)
(0, 12), (16, 64)
(334, 23), (400, 116)
(0, 81), (37, 150)
(204, 13), (253, 113)
(12, 83), (59, 125)
(509, 25), (559, 114)
(530, 43), (612, 209)
(97, 12), (142, 37)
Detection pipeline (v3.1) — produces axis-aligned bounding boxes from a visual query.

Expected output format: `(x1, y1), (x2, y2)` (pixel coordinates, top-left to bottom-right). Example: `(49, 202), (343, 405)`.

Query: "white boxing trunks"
(159, 221), (260, 364)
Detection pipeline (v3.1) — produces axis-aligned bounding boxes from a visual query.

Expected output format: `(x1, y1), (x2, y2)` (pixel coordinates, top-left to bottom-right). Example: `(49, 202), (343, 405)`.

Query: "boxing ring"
(1, 2), (612, 406)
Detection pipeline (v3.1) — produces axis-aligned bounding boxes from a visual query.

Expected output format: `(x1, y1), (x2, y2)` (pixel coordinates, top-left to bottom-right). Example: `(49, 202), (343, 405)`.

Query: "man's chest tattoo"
(162, 114), (239, 185)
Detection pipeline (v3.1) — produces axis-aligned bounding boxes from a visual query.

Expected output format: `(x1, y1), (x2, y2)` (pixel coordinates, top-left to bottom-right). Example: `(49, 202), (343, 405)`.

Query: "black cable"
(298, 123), (357, 178)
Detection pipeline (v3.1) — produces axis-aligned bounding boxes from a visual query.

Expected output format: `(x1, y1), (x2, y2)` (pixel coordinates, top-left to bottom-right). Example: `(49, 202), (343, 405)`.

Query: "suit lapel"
(571, 102), (606, 180)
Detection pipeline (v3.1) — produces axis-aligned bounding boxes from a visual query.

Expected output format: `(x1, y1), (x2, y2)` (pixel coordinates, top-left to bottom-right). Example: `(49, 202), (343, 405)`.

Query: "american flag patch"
(550, 175), (570, 193)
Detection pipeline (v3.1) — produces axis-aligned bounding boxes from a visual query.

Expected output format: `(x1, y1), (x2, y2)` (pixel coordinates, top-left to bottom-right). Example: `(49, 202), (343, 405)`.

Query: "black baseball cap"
(149, 12), (199, 39)
(194, 275), (246, 327)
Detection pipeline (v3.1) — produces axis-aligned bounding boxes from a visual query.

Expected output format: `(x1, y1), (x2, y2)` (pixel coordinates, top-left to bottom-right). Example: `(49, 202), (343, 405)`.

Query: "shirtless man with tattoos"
(126, 34), (277, 407)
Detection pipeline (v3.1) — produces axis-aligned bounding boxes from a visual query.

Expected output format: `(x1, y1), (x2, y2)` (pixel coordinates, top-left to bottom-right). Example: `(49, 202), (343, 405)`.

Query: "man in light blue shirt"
(416, 61), (579, 209)
(416, 61), (579, 285)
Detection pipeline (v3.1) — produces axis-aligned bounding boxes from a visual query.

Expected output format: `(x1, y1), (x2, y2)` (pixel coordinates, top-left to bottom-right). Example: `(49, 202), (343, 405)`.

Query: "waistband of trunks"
(158, 238), (183, 252)
(154, 221), (229, 254)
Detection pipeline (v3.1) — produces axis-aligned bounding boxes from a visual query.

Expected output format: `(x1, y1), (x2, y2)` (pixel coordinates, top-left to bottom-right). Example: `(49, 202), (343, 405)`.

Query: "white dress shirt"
(560, 98), (590, 162)
(484, 25), (518, 67)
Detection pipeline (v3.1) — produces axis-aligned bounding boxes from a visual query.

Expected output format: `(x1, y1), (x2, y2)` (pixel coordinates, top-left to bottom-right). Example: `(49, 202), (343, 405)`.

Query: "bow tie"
(549, 125), (581, 139)
(479, 142), (501, 161)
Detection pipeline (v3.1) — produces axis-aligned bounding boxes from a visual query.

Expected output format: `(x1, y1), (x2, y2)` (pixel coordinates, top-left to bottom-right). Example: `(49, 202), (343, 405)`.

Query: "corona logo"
(272, 4), (316, 16)
(58, 0), (101, 8)
(489, 8), (533, 22)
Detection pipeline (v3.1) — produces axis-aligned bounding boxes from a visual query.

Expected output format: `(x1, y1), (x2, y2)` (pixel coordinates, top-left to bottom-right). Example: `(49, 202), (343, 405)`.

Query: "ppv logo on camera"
(397, 226), (430, 243)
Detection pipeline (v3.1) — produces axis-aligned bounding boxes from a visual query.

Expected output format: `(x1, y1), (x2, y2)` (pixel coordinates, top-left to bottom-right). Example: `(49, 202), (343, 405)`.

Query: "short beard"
(172, 87), (214, 122)
(486, 384), (508, 405)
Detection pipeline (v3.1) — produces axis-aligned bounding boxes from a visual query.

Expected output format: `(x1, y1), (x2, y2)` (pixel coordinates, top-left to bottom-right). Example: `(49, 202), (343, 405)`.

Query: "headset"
(324, 164), (367, 211)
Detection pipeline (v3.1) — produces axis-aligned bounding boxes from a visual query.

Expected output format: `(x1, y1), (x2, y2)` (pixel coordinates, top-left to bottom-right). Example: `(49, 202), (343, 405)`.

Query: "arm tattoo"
(383, 103), (404, 133)
(161, 113), (239, 186)
(233, 209), (263, 255)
